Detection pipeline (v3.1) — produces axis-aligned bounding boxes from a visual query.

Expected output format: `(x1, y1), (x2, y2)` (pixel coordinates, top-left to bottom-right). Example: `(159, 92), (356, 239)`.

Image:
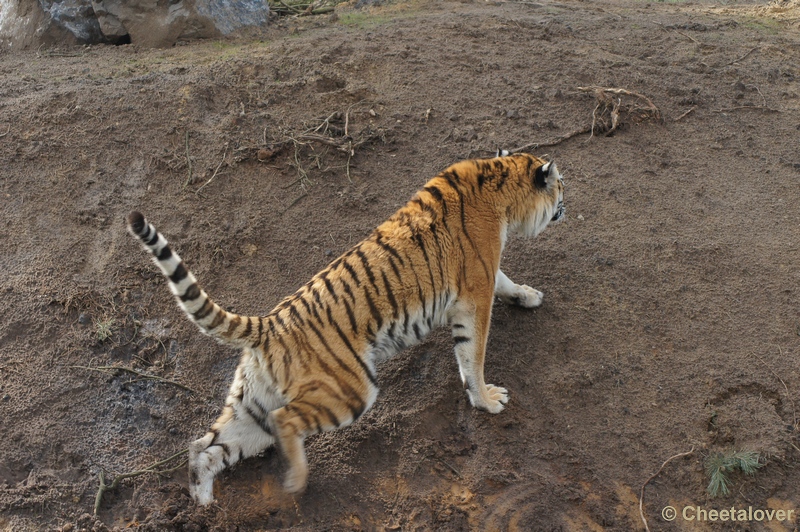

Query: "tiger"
(127, 152), (565, 505)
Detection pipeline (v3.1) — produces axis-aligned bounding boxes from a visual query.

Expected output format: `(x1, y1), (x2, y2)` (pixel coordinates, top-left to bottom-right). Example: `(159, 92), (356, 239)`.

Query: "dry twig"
(183, 130), (193, 190)
(510, 127), (592, 153)
(726, 47), (758, 66)
(72, 364), (200, 395)
(639, 447), (695, 532)
(675, 106), (697, 122)
(94, 450), (188, 514)
(196, 144), (229, 195)
(657, 23), (700, 44)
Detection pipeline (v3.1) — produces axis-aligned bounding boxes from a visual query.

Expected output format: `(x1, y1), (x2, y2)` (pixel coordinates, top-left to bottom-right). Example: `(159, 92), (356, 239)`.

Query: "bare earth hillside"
(1, 0), (799, 530)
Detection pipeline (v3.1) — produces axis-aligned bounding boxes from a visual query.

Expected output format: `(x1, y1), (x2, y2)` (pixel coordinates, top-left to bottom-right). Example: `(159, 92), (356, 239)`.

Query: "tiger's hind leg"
(269, 383), (376, 493)
(448, 296), (509, 414)
(494, 269), (543, 308)
(189, 400), (277, 505)
(189, 367), (280, 505)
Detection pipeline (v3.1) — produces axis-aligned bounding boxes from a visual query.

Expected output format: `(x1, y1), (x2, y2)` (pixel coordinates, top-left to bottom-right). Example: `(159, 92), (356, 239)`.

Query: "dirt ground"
(1, 0), (799, 530)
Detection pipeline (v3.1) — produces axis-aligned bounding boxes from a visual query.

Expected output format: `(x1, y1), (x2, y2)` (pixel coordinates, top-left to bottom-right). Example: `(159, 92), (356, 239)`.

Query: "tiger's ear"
(495, 148), (510, 157)
(534, 161), (555, 189)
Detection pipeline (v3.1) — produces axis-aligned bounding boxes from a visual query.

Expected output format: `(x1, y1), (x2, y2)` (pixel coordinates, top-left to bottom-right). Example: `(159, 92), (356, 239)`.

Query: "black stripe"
(425, 185), (444, 203)
(316, 404), (341, 428)
(413, 322), (424, 341)
(273, 312), (286, 331)
(295, 379), (360, 420)
(244, 405), (273, 435)
(294, 400), (337, 430)
(209, 310), (226, 330)
(169, 263), (188, 283)
(233, 386), (244, 402)
(494, 160), (510, 190)
(298, 294), (313, 315)
(306, 320), (363, 382)
(156, 246), (172, 261)
(145, 231), (159, 247)
(194, 299), (214, 320)
(342, 297), (359, 334)
(342, 259), (361, 286)
(412, 197), (440, 220)
(381, 270), (399, 319)
(179, 283), (201, 302)
(412, 232), (438, 294)
(340, 278), (356, 302)
(453, 336), (471, 345)
(452, 323), (465, 329)
(331, 318), (377, 386)
(354, 248), (379, 294)
(242, 317), (253, 339)
(374, 231), (406, 266)
(225, 315), (242, 336)
(311, 287), (323, 308)
(218, 443), (230, 457)
(363, 288), (383, 330)
(288, 303), (305, 327)
(253, 318), (264, 348)
(321, 272), (339, 304)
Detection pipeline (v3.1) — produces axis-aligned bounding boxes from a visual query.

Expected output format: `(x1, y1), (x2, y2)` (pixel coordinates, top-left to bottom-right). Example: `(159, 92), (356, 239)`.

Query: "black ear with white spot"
(495, 148), (510, 157)
(534, 161), (552, 189)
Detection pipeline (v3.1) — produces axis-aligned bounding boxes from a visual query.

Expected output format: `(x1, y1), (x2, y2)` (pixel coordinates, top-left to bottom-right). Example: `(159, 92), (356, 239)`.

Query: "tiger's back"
(127, 152), (564, 504)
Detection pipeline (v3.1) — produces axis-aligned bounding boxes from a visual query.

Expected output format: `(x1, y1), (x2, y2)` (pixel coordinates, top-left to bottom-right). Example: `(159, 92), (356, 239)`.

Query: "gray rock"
(0, 0), (269, 49)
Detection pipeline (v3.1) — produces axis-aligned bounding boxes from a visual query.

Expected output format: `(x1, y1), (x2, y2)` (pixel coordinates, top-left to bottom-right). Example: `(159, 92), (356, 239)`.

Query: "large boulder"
(0, 0), (270, 49)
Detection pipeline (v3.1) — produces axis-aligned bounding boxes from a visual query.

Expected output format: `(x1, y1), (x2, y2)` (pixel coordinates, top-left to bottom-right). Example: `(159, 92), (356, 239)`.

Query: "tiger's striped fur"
(127, 153), (564, 505)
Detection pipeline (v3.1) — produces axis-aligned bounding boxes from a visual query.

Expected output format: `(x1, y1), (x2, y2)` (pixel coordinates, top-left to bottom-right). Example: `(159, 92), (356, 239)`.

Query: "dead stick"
(0, 125), (10, 138)
(712, 106), (781, 113)
(639, 447), (694, 532)
(657, 23), (700, 44)
(196, 144), (229, 195)
(94, 450), (188, 514)
(674, 106), (696, 122)
(72, 365), (200, 395)
(183, 130), (193, 190)
(726, 46), (758, 66)
(510, 126), (592, 153)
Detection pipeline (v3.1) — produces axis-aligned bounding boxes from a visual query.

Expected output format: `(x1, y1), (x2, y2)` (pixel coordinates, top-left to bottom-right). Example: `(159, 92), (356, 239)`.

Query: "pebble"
(577, 214), (585, 221)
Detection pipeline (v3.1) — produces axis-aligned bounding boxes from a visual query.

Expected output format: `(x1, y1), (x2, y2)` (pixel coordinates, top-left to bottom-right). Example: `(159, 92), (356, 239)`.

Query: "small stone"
(257, 148), (274, 161)
(2, 394), (10, 402)
(577, 214), (585, 221)
(78, 313), (91, 325)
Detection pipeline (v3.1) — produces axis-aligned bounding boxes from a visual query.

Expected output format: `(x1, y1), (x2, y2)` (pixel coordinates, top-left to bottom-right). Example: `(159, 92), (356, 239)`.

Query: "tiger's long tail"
(127, 211), (261, 349)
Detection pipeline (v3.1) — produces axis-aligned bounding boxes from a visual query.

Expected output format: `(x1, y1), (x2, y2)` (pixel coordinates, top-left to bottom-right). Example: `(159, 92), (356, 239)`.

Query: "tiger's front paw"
(468, 384), (509, 414)
(499, 285), (543, 308)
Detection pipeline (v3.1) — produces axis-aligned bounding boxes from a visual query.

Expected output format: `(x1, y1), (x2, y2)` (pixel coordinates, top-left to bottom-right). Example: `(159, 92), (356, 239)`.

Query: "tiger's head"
(505, 154), (564, 238)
